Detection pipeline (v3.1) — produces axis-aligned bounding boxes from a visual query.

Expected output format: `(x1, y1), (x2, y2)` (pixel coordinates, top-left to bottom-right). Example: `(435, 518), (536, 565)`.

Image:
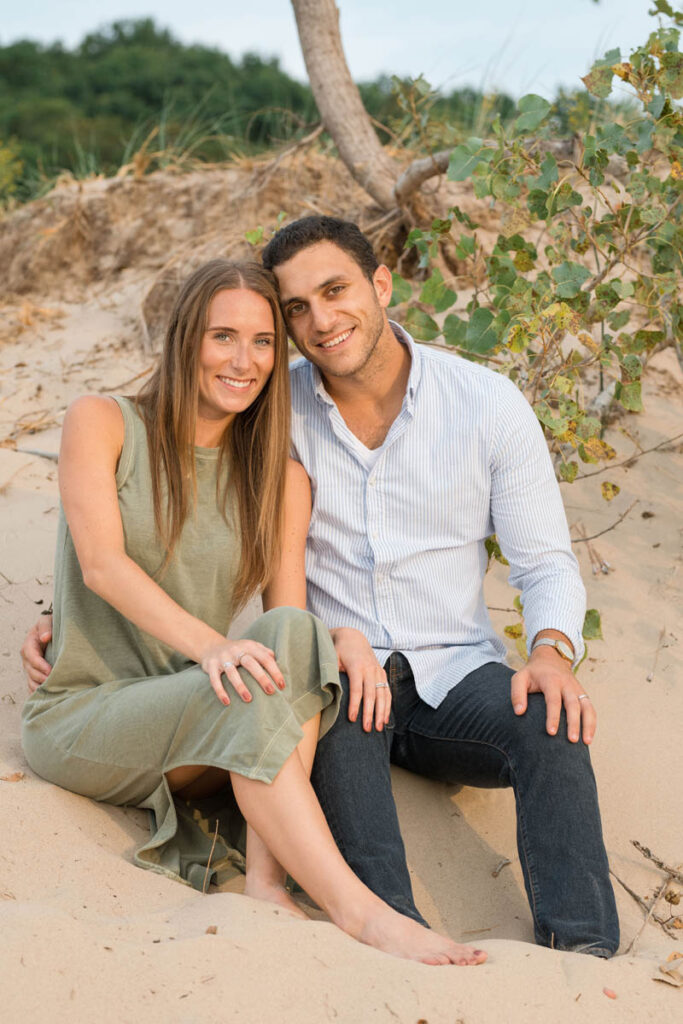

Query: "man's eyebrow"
(282, 275), (348, 305)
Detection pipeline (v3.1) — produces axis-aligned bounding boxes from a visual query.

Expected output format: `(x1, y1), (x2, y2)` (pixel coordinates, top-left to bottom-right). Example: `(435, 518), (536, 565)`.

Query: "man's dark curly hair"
(261, 215), (379, 283)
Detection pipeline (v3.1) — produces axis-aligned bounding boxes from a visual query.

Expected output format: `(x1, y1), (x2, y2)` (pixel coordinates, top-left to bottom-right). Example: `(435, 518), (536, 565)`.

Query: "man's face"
(272, 241), (392, 379)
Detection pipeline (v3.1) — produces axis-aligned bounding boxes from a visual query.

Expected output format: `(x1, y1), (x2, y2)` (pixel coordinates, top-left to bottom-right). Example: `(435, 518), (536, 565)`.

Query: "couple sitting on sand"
(20, 216), (619, 965)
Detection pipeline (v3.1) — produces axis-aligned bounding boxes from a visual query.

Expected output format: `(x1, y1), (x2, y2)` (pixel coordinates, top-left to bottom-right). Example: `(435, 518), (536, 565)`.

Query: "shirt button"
(369, 479), (376, 487)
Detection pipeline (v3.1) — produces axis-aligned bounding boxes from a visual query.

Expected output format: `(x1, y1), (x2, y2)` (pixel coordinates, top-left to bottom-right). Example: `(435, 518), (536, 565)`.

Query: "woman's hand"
(21, 614), (53, 693)
(331, 627), (390, 733)
(201, 639), (286, 706)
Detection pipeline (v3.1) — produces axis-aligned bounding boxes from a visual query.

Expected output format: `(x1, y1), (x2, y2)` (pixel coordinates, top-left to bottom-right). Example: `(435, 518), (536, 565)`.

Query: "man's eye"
(288, 304), (305, 317)
(328, 285), (344, 295)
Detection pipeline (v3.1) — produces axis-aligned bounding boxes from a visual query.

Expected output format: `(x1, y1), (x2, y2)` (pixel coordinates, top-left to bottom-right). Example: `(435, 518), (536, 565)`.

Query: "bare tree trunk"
(290, 0), (399, 210)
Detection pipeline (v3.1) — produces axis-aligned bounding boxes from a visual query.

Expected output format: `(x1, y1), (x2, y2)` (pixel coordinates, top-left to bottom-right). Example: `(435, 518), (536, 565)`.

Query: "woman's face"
(196, 287), (276, 445)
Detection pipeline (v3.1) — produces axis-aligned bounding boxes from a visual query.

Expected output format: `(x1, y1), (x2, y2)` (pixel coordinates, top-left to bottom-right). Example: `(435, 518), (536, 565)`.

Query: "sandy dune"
(1, 170), (682, 1022)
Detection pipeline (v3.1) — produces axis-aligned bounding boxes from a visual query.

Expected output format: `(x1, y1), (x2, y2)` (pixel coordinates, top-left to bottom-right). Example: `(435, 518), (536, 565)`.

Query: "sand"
(1, 169), (682, 1022)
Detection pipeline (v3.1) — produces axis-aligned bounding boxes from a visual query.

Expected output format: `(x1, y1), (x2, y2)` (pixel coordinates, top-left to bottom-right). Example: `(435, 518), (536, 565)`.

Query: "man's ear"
(372, 264), (394, 309)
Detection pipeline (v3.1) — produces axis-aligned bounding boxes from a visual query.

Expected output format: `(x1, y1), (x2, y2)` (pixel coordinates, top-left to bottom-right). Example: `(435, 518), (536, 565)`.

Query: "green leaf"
(515, 94), (551, 132)
(527, 188), (550, 220)
(464, 307), (498, 353)
(611, 280), (634, 299)
(455, 234), (476, 259)
(535, 401), (569, 434)
(443, 314), (467, 347)
(245, 226), (264, 245)
(403, 308), (440, 342)
(661, 51), (683, 98)
(419, 269), (457, 313)
(491, 173), (521, 201)
(536, 153), (559, 191)
(582, 609), (603, 641)
(447, 140), (494, 181)
(559, 461), (578, 483)
(389, 272), (412, 307)
(552, 262), (592, 298)
(632, 329), (664, 351)
(615, 380), (642, 411)
(485, 535), (509, 566)
(582, 65), (614, 99)
(608, 309), (631, 330)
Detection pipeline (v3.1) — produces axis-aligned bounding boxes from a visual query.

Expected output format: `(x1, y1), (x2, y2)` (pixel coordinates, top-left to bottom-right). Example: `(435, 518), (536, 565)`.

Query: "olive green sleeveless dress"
(22, 396), (341, 891)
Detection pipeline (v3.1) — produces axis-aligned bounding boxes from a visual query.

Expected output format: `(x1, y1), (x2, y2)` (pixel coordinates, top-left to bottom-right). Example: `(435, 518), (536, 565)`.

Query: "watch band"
(531, 637), (574, 662)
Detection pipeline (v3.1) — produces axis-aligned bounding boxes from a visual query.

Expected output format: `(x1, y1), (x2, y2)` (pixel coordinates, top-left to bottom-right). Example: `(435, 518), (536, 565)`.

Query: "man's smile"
(319, 327), (354, 350)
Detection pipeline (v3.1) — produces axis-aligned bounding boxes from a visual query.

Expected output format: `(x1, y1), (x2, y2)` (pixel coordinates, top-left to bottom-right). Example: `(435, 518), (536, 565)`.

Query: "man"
(22, 215), (619, 956)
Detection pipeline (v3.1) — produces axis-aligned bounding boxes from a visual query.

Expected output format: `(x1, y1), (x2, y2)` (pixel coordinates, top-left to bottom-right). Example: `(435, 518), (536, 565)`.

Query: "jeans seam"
(406, 726), (546, 941)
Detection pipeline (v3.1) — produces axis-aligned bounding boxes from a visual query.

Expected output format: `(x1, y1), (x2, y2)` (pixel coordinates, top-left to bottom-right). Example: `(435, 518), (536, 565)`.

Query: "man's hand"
(330, 627), (391, 733)
(511, 645), (596, 744)
(21, 614), (53, 694)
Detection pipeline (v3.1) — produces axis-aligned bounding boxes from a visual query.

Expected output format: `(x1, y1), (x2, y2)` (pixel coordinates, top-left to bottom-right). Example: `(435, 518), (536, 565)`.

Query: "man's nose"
(309, 300), (337, 335)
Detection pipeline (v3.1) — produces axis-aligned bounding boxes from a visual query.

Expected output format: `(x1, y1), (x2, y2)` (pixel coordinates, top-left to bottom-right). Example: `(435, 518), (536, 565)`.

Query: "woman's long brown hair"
(136, 259), (290, 613)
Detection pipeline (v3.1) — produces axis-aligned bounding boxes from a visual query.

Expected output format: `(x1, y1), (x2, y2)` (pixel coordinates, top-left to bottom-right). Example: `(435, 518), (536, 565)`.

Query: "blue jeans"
(311, 654), (619, 955)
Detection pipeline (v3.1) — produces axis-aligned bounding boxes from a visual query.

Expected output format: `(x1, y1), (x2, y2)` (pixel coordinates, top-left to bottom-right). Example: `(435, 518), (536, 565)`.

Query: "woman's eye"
(255, 337), (273, 346)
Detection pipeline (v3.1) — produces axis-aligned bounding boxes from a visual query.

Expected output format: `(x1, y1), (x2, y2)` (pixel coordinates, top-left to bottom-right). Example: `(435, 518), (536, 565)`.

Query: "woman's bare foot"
(244, 876), (310, 920)
(354, 902), (487, 966)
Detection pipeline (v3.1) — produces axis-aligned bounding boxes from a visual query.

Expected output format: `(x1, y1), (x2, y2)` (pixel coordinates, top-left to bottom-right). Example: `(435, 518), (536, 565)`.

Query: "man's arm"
(489, 377), (594, 743)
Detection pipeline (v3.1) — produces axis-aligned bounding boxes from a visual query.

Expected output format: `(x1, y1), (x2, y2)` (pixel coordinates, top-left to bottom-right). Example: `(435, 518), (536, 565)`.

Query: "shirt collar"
(310, 320), (423, 409)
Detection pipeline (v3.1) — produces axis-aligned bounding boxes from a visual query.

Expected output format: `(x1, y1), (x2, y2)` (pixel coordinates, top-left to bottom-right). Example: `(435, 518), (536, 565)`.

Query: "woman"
(21, 259), (486, 966)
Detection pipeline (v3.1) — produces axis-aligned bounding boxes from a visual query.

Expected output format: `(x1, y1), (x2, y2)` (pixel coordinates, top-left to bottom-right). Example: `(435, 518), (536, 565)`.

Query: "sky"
(0, 0), (664, 98)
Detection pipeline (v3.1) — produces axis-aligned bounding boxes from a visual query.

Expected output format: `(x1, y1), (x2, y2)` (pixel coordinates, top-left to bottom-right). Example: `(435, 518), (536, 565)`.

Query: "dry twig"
(202, 818), (220, 895)
(571, 501), (638, 544)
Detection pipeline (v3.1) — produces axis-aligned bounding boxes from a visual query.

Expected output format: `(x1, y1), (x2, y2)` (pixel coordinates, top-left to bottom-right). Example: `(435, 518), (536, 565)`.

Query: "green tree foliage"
(390, 9), (682, 488)
(0, 18), (518, 202)
(0, 19), (317, 198)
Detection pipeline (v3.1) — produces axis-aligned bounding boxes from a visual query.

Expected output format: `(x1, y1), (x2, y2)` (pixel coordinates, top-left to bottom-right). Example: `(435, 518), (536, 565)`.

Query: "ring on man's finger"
(577, 694), (590, 701)
(375, 682), (390, 689)
(222, 661), (234, 670)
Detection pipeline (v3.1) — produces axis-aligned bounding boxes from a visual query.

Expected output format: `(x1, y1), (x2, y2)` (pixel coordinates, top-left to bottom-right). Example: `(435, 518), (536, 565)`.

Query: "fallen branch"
(626, 878), (670, 955)
(394, 150), (450, 207)
(571, 500), (638, 544)
(632, 840), (683, 887)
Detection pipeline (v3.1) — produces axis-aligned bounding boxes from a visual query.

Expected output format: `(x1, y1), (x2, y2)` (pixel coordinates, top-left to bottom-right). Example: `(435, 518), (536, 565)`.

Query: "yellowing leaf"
(601, 481), (620, 501)
(504, 623), (524, 639)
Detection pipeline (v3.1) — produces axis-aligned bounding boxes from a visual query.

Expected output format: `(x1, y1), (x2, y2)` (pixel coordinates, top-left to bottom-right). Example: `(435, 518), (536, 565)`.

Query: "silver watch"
(531, 637), (574, 662)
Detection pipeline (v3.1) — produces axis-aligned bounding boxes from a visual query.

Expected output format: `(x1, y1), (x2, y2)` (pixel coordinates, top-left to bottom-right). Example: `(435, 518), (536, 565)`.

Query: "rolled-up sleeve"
(490, 376), (586, 664)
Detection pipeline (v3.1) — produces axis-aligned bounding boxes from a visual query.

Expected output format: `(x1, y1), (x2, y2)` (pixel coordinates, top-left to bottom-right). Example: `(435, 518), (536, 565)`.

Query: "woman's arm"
(58, 396), (282, 704)
(262, 459), (311, 612)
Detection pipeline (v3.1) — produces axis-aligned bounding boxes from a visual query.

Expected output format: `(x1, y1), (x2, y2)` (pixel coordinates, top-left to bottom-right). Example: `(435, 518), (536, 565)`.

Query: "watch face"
(556, 640), (573, 661)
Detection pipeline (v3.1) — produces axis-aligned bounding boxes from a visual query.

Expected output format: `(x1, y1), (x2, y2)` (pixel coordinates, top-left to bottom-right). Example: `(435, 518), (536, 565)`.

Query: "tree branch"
(393, 150), (451, 206)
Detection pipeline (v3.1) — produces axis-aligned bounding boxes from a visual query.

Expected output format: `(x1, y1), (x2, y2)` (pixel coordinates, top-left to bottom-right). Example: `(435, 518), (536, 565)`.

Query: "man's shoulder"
(289, 358), (316, 405)
(418, 343), (515, 398)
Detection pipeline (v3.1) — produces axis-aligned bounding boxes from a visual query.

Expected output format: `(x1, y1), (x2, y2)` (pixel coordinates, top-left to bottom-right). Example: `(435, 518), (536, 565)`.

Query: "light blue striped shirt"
(290, 324), (586, 708)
